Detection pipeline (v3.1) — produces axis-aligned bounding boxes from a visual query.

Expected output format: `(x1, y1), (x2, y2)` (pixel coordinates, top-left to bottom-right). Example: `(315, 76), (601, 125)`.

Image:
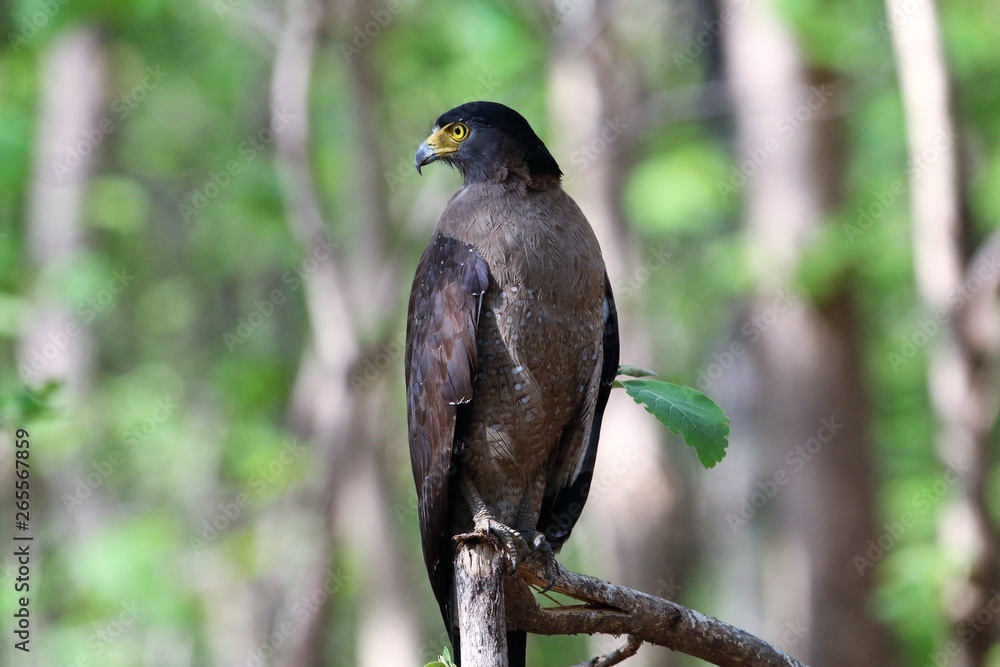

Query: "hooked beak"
(414, 126), (461, 174)
(414, 141), (438, 174)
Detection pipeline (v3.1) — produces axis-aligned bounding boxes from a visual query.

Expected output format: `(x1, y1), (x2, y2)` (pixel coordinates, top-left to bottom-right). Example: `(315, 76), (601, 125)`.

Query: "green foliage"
(619, 376), (730, 469)
(0, 379), (61, 426)
(424, 647), (457, 667)
(623, 141), (732, 234)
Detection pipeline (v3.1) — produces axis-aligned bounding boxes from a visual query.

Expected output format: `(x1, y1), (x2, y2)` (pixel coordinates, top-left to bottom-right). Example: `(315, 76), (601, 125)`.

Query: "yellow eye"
(448, 122), (470, 141)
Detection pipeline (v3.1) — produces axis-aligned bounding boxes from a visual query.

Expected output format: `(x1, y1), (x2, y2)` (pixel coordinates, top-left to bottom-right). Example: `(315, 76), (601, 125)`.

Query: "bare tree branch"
(570, 636), (643, 667)
(455, 541), (808, 667)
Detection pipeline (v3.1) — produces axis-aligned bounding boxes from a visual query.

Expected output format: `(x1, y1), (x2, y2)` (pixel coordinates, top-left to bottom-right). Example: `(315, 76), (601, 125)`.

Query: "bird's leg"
(515, 507), (559, 593)
(455, 473), (531, 573)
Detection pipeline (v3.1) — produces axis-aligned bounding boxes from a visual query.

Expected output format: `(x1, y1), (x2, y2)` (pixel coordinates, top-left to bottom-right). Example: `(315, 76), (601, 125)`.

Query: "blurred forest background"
(1, 0), (999, 665)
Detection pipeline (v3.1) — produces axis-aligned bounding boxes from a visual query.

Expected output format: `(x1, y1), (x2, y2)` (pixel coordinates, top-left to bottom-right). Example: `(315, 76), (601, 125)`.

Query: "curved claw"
(527, 532), (558, 593)
(539, 571), (557, 594)
(455, 518), (530, 574)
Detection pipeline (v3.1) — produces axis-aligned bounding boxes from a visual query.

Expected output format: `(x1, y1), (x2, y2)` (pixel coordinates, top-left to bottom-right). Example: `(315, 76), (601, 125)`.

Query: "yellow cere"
(426, 122), (470, 157)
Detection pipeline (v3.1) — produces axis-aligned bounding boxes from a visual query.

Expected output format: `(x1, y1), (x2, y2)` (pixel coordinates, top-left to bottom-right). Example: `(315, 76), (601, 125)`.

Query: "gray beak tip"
(414, 141), (437, 174)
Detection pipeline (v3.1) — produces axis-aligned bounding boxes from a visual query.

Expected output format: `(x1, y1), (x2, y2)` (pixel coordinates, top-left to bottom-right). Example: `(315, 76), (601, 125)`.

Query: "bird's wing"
(405, 232), (490, 581)
(538, 273), (620, 549)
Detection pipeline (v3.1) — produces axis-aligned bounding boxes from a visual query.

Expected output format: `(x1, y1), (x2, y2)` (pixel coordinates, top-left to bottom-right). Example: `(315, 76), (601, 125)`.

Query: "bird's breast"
(441, 183), (608, 518)
(466, 267), (603, 485)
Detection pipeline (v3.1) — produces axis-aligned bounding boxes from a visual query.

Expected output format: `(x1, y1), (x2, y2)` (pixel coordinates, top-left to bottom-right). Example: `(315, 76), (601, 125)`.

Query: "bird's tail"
(507, 630), (527, 667)
(433, 557), (461, 663)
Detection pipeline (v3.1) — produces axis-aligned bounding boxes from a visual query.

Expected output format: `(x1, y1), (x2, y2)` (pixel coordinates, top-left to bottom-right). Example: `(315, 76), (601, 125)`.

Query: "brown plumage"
(405, 101), (619, 667)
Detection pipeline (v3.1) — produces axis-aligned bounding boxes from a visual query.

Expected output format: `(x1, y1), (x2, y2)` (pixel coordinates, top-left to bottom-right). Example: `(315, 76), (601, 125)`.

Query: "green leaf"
(621, 379), (730, 468)
(423, 647), (457, 667)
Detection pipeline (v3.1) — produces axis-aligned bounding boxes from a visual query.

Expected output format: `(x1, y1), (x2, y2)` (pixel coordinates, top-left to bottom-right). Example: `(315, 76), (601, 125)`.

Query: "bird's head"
(414, 101), (562, 184)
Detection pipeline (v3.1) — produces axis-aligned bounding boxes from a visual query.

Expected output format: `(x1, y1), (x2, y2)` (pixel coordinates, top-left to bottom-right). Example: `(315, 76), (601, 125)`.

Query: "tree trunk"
(886, 0), (1000, 662)
(269, 1), (423, 665)
(715, 1), (898, 665)
(18, 28), (104, 394)
(456, 542), (509, 667)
